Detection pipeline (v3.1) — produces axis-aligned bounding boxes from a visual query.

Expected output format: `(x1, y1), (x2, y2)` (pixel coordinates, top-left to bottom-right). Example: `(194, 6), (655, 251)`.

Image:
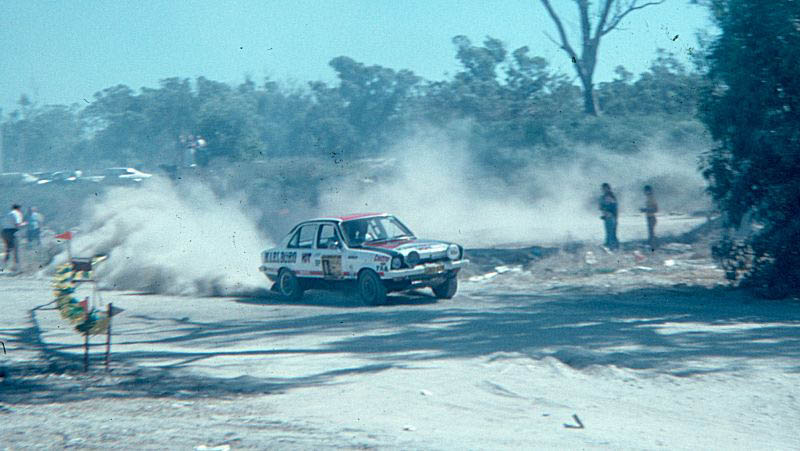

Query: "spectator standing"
(26, 206), (44, 248)
(2, 204), (27, 270)
(640, 185), (659, 251)
(599, 183), (619, 250)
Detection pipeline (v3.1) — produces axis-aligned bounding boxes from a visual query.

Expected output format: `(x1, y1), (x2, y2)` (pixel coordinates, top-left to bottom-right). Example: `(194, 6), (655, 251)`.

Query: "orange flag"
(55, 231), (73, 240)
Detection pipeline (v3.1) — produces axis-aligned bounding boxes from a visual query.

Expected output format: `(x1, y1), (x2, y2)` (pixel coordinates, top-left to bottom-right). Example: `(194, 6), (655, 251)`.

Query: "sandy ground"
(1, 244), (799, 450)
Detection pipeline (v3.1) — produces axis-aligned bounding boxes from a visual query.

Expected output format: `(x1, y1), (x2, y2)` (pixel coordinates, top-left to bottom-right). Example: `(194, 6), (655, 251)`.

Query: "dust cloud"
(318, 126), (710, 247)
(57, 126), (708, 294)
(62, 178), (270, 296)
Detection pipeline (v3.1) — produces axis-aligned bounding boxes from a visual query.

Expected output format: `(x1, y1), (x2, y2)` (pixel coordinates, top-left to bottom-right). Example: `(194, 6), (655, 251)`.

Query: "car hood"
(357, 238), (453, 258)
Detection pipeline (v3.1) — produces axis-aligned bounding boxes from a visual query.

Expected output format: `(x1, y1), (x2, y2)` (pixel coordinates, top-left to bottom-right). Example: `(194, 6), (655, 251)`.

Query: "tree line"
(0, 36), (700, 174)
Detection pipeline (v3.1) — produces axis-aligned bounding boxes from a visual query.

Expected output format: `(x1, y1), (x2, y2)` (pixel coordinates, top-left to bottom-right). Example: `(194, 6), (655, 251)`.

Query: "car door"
(316, 223), (344, 279)
(287, 223), (318, 278)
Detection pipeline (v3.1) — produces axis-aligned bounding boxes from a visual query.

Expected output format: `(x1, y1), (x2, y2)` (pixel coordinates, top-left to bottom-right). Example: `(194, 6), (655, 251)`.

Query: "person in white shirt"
(3, 204), (27, 269)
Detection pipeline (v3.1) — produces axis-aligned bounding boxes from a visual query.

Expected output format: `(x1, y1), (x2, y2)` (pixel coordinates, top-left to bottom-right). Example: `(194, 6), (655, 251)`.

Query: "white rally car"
(259, 213), (468, 305)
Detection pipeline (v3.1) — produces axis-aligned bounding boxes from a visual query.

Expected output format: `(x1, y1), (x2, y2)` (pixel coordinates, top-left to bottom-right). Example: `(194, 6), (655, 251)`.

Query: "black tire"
(277, 268), (304, 301)
(358, 270), (387, 306)
(432, 276), (458, 299)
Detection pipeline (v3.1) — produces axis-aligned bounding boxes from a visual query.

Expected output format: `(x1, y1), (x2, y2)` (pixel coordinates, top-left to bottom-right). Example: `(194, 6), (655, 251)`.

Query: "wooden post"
(105, 303), (112, 371)
(83, 332), (89, 372)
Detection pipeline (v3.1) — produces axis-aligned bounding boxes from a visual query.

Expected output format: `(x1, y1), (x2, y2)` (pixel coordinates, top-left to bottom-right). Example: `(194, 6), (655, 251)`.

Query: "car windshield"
(341, 216), (414, 246)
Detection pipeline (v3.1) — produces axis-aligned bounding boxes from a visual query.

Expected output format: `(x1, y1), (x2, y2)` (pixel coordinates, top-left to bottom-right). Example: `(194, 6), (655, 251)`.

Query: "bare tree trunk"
(540, 0), (665, 116)
(580, 76), (599, 116)
(577, 0), (599, 116)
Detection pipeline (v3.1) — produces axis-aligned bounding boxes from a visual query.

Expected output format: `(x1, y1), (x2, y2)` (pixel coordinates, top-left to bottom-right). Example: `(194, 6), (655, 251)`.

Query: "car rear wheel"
(432, 276), (458, 299)
(358, 270), (387, 306)
(277, 268), (304, 301)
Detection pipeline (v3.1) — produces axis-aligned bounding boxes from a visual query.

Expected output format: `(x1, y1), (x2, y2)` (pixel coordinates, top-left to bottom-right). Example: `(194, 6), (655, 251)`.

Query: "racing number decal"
(322, 255), (343, 278)
(374, 254), (389, 272)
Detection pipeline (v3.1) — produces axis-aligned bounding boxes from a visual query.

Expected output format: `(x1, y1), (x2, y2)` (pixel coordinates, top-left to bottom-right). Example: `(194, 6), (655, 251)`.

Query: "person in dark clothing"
(3, 204), (27, 270)
(640, 185), (659, 251)
(599, 183), (619, 250)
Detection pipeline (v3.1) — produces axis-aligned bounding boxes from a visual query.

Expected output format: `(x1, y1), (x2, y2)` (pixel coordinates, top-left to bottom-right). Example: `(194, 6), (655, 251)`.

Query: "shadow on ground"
(4, 284), (799, 404)
(0, 358), (397, 405)
(108, 285), (800, 375)
(234, 288), (439, 308)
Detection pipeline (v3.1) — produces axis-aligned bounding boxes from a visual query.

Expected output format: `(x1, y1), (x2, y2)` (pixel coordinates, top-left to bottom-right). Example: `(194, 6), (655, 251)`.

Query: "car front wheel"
(432, 276), (458, 299)
(358, 270), (387, 306)
(277, 268), (304, 301)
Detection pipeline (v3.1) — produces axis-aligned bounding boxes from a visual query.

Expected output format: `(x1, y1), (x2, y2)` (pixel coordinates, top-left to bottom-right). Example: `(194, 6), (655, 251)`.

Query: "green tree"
(81, 84), (150, 166)
(2, 99), (83, 170)
(597, 51), (701, 116)
(195, 87), (263, 164)
(24, 105), (82, 169)
(139, 77), (197, 161)
(596, 66), (636, 115)
(699, 0), (800, 297)
(303, 80), (360, 159)
(328, 56), (421, 153)
(634, 50), (699, 115)
(251, 79), (315, 157)
(502, 45), (577, 147)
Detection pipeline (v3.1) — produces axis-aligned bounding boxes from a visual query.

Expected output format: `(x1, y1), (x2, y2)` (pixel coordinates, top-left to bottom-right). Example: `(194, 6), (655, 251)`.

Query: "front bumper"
(383, 259), (468, 280)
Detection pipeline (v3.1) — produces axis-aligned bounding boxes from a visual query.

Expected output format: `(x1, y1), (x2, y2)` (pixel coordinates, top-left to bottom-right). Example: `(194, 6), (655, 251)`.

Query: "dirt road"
(1, 254), (799, 449)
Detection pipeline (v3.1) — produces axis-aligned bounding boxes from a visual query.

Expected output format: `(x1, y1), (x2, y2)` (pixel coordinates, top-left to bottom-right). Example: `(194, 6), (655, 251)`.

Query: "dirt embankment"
(463, 218), (724, 290)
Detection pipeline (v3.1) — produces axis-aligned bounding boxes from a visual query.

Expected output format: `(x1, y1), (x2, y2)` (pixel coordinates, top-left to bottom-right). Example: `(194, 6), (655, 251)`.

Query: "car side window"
(366, 220), (383, 241)
(317, 224), (340, 249)
(288, 224), (317, 249)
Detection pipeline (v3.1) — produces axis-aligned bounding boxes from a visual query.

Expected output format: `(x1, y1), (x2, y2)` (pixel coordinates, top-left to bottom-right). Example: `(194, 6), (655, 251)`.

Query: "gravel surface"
(2, 245), (799, 449)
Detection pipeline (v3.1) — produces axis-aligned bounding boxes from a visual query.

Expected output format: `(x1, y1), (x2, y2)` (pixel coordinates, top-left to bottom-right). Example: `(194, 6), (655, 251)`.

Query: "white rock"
(195, 446), (230, 451)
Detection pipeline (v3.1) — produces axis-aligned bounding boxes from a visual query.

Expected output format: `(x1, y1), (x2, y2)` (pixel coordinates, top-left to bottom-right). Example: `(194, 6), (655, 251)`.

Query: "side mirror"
(329, 239), (341, 250)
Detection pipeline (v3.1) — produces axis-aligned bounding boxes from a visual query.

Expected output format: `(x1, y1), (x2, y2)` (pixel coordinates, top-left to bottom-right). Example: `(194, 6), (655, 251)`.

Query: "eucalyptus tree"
(699, 0), (800, 297)
(539, 0), (666, 115)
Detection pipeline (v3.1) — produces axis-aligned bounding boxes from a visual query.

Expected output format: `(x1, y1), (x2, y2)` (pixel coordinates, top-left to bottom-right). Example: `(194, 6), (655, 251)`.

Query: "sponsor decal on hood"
(360, 238), (449, 251)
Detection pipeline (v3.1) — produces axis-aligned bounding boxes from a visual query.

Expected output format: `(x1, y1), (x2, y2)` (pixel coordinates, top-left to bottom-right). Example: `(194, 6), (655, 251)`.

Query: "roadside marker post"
(51, 249), (119, 373)
(105, 303), (112, 371)
(84, 330), (89, 372)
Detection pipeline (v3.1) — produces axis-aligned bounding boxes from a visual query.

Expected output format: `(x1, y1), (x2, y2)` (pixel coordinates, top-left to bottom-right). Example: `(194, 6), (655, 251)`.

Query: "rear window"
(288, 224), (317, 249)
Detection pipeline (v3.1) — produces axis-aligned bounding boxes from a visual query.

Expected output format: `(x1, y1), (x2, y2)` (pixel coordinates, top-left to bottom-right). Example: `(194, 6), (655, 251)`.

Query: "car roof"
(310, 212), (388, 223)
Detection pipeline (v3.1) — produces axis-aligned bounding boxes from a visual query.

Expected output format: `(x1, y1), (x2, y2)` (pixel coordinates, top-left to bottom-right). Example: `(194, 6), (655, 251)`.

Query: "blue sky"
(1, 1), (711, 114)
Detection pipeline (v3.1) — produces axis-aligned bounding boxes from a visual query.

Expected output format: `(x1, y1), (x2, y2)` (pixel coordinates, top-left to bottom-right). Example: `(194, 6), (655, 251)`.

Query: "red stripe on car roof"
(336, 212), (385, 221)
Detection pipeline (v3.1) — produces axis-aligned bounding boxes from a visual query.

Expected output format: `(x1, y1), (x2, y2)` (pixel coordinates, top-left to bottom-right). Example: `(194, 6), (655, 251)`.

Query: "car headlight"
(391, 256), (403, 270)
(406, 251), (420, 267)
(447, 244), (461, 260)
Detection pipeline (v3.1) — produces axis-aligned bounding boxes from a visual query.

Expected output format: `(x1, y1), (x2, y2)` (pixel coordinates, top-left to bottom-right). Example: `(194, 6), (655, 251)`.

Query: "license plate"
(425, 263), (444, 275)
